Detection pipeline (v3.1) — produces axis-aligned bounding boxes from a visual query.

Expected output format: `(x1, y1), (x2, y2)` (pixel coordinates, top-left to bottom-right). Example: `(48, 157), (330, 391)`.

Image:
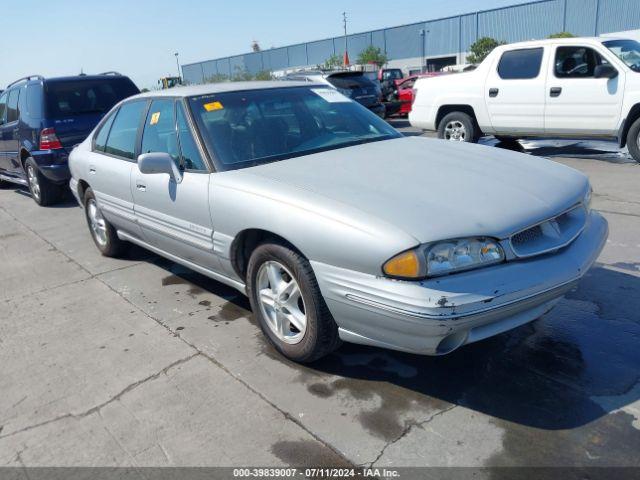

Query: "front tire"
(626, 117), (640, 164)
(83, 187), (127, 257)
(247, 242), (341, 363)
(438, 112), (479, 143)
(25, 158), (61, 206)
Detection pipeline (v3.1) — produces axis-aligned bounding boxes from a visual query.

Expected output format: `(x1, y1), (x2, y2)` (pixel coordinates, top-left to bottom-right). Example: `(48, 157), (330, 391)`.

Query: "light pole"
(342, 12), (349, 67)
(174, 52), (181, 82)
(419, 29), (426, 73)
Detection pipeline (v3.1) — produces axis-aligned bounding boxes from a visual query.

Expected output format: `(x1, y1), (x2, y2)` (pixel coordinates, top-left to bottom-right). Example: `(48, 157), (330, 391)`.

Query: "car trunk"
(326, 72), (380, 108)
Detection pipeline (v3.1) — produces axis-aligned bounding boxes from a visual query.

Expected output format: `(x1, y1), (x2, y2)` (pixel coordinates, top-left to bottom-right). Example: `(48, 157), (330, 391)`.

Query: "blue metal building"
(182, 0), (640, 83)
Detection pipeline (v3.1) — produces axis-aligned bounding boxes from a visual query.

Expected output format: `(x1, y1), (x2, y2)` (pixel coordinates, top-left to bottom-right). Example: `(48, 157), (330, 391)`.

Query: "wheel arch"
(230, 228), (307, 281)
(619, 104), (640, 148)
(19, 148), (31, 170)
(435, 105), (480, 131)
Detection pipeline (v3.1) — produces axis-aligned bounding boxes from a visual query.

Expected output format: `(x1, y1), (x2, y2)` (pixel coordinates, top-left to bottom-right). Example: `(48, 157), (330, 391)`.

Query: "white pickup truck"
(409, 37), (640, 162)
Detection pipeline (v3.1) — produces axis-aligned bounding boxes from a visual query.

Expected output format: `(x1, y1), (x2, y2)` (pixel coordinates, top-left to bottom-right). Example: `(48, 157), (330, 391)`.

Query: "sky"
(0, 0), (532, 90)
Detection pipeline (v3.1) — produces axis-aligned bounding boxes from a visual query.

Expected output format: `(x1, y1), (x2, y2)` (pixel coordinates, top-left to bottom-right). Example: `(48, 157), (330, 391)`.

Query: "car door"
(0, 91), (8, 172)
(132, 98), (219, 271)
(545, 44), (625, 136)
(484, 47), (548, 134)
(85, 100), (148, 239)
(0, 88), (21, 173)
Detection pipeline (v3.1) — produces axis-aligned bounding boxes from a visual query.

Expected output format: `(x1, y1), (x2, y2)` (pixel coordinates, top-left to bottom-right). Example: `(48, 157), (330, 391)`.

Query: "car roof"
(498, 36), (617, 49)
(132, 81), (324, 99)
(44, 74), (132, 83)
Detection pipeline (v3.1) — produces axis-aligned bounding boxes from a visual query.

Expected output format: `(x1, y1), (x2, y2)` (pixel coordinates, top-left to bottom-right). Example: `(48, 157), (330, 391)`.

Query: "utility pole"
(342, 12), (350, 67)
(174, 52), (181, 82)
(419, 29), (426, 73)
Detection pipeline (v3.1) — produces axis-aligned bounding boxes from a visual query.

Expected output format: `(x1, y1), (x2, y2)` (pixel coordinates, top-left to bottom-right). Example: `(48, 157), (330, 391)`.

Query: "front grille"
(509, 205), (587, 258)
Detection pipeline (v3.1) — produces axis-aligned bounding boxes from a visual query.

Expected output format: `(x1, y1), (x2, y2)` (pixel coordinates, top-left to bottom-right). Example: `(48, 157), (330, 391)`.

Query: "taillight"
(40, 128), (63, 150)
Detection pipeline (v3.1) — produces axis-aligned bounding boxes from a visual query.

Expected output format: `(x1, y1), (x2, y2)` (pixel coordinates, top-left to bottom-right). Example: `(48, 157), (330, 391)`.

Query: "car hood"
(236, 137), (589, 243)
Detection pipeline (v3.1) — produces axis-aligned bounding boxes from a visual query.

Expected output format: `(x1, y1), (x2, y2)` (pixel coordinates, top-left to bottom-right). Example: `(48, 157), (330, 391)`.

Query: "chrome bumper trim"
(345, 277), (579, 321)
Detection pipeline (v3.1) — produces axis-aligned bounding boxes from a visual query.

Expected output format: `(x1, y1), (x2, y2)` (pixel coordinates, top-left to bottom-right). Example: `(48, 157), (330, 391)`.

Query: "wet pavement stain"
(270, 440), (351, 467)
(487, 410), (640, 473)
(304, 354), (450, 442)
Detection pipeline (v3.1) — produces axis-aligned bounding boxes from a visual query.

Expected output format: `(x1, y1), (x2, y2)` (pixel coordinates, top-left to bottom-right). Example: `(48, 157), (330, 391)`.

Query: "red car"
(394, 73), (445, 116)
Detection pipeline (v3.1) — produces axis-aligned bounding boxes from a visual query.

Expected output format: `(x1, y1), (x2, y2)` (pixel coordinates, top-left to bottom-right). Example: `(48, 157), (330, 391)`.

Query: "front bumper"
(312, 211), (608, 355)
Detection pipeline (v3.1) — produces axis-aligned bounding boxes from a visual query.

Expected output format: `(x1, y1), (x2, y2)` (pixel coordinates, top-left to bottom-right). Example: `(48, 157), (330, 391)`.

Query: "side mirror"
(594, 64), (618, 79)
(137, 152), (183, 184)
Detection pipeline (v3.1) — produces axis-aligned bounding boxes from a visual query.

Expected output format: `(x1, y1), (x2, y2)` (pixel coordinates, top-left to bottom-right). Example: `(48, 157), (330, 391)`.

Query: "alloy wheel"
(87, 199), (108, 247)
(257, 261), (307, 344)
(444, 121), (467, 141)
(27, 165), (41, 201)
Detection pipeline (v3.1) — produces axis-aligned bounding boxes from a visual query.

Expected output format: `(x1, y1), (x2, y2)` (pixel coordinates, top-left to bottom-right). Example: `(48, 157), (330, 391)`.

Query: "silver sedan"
(69, 81), (608, 362)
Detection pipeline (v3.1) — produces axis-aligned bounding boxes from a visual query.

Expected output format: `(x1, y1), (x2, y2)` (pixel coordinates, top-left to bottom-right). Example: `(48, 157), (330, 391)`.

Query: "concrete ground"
(1, 127), (639, 475)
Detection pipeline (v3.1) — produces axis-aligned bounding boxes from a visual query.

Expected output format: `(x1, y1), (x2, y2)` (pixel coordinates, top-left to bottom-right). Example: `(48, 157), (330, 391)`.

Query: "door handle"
(136, 182), (146, 192)
(89, 165), (96, 174)
(550, 87), (562, 97)
(489, 88), (499, 98)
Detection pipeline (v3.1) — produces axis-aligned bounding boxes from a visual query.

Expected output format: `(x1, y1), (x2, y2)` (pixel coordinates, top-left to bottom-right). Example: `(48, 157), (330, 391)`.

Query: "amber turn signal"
(383, 250), (422, 279)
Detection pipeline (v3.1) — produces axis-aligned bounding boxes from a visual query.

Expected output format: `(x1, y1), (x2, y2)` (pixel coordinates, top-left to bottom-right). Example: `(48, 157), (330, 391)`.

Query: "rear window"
(327, 73), (375, 89)
(45, 78), (139, 118)
(498, 48), (544, 80)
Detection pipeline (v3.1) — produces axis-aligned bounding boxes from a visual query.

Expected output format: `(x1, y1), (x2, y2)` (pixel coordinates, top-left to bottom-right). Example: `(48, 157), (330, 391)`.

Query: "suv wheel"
(83, 187), (127, 257)
(247, 241), (341, 363)
(626, 117), (640, 164)
(25, 158), (61, 206)
(438, 112), (479, 143)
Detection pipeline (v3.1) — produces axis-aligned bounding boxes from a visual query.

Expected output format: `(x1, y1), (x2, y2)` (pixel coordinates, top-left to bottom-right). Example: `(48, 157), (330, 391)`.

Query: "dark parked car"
(0, 73), (139, 205)
(284, 71), (385, 117)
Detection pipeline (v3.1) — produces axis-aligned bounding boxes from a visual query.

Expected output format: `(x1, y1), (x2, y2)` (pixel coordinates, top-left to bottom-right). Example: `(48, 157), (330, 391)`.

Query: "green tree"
(323, 54), (342, 69)
(356, 46), (388, 67)
(205, 73), (230, 84)
(467, 37), (506, 64)
(253, 70), (274, 81)
(548, 32), (575, 38)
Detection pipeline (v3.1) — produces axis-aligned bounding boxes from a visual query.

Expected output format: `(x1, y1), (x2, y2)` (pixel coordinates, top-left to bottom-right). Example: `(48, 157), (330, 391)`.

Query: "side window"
(94, 109), (118, 152)
(25, 84), (43, 119)
(555, 46), (608, 78)
(7, 89), (20, 123)
(176, 103), (206, 171)
(104, 100), (147, 159)
(141, 99), (179, 165)
(0, 92), (7, 124)
(498, 48), (544, 80)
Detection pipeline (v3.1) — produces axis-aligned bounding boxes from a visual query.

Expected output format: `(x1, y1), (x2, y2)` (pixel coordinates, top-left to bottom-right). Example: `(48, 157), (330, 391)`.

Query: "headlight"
(584, 186), (593, 213)
(383, 237), (505, 280)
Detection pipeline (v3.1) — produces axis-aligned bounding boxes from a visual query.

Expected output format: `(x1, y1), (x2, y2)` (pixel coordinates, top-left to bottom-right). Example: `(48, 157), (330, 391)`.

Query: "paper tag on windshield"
(312, 88), (350, 103)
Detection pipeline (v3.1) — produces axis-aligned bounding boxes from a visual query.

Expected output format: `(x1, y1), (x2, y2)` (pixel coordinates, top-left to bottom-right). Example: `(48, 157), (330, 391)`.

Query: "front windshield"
(188, 86), (401, 171)
(603, 39), (640, 72)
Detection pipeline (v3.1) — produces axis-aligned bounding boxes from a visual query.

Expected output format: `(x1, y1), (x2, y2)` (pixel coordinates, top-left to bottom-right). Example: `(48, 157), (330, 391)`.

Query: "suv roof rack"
(97, 71), (122, 76)
(6, 75), (44, 89)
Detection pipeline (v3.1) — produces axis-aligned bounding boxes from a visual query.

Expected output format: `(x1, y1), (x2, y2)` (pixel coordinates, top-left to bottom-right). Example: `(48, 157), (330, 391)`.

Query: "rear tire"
(247, 241), (341, 363)
(626, 117), (640, 164)
(438, 112), (479, 143)
(83, 187), (127, 257)
(25, 158), (61, 206)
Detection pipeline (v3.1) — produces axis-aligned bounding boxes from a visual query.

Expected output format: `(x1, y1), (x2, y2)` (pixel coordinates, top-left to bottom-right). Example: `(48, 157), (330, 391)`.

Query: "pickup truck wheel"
(438, 112), (479, 143)
(83, 187), (127, 257)
(25, 158), (61, 206)
(627, 117), (640, 163)
(247, 242), (341, 363)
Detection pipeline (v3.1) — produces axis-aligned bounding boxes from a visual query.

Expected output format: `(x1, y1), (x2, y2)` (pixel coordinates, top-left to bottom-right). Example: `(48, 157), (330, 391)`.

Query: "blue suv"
(0, 73), (139, 205)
